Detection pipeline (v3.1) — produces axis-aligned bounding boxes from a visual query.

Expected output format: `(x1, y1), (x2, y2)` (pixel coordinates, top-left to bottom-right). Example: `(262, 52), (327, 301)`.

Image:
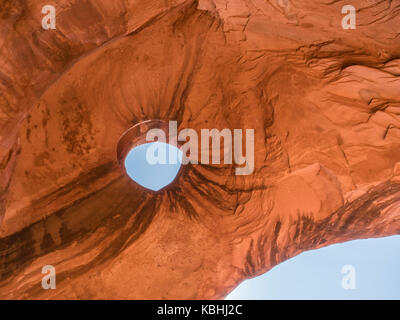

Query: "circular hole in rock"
(117, 120), (183, 191)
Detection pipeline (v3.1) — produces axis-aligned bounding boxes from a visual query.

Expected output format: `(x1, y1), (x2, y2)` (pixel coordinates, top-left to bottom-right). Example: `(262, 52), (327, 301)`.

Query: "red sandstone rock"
(0, 0), (399, 299)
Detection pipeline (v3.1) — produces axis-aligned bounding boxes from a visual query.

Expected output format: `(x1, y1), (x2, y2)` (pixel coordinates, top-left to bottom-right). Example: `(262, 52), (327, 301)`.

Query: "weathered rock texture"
(0, 0), (399, 299)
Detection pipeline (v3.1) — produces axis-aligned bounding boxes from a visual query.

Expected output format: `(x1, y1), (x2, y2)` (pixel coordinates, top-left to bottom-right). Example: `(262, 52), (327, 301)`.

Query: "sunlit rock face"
(0, 0), (399, 299)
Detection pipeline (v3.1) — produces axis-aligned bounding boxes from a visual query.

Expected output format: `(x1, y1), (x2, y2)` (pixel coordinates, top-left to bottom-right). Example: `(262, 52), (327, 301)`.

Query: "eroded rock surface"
(0, 0), (399, 299)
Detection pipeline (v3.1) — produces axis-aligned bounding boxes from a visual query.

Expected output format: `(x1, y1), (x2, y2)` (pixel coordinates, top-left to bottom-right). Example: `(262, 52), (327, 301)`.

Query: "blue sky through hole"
(124, 142), (183, 191)
(226, 235), (400, 299)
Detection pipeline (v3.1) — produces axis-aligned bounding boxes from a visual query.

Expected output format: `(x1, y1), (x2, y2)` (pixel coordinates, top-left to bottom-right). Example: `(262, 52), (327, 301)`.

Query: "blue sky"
(226, 235), (400, 300)
(125, 142), (182, 191)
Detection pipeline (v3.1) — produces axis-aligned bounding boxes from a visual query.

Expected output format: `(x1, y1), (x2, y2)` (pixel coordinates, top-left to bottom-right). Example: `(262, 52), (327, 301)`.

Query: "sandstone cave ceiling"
(0, 0), (399, 299)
